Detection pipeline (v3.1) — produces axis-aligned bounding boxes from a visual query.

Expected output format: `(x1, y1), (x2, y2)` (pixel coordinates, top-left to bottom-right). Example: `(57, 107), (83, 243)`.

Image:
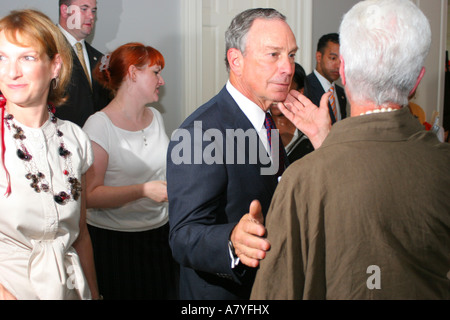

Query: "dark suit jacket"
(55, 41), (111, 127)
(287, 131), (314, 164)
(167, 86), (279, 300)
(305, 72), (347, 124)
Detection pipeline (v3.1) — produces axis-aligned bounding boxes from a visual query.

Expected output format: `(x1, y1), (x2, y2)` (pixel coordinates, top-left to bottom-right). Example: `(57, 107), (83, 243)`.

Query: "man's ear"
(339, 55), (346, 86)
(316, 51), (323, 65)
(60, 5), (69, 19)
(227, 48), (244, 76)
(409, 67), (426, 99)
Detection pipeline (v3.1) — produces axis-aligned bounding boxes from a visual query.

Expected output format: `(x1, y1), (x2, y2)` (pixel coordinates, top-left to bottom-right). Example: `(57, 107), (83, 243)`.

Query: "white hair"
(339, 0), (431, 106)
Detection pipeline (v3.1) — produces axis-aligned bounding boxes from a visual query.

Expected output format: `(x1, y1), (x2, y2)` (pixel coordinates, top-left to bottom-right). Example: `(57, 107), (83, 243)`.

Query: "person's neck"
(6, 102), (49, 128)
(113, 90), (148, 124)
(350, 101), (402, 117)
(229, 75), (272, 112)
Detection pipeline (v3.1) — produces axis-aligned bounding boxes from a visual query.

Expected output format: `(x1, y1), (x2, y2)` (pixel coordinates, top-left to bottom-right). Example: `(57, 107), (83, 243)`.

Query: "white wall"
(311, 0), (358, 67)
(448, 0), (450, 52)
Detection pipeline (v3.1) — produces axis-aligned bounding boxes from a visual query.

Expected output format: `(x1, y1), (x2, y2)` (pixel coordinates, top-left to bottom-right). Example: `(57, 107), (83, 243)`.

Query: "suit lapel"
(85, 42), (100, 72)
(336, 86), (347, 119)
(70, 48), (91, 91)
(217, 87), (279, 192)
(308, 73), (347, 123)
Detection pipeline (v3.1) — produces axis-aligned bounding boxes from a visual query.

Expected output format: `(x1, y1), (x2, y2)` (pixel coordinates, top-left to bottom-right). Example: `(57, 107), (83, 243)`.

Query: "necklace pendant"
(17, 149), (32, 161)
(59, 145), (71, 158)
(54, 191), (70, 205)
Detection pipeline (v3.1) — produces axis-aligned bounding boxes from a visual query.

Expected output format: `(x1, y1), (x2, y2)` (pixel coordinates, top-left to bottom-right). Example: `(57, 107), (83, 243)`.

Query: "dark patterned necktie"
(264, 112), (289, 178)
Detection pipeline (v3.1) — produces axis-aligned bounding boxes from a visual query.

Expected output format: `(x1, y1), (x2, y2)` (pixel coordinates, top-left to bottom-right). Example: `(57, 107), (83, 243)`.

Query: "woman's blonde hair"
(0, 9), (73, 106)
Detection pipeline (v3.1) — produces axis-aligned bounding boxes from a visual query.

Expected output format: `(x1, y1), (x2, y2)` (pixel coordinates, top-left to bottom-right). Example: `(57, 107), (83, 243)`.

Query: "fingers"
(279, 95), (302, 122)
(237, 246), (268, 268)
(0, 284), (16, 300)
(233, 224), (270, 268)
(230, 201), (271, 268)
(319, 91), (332, 111)
(293, 91), (317, 110)
(277, 102), (294, 122)
(288, 89), (302, 100)
(248, 200), (263, 225)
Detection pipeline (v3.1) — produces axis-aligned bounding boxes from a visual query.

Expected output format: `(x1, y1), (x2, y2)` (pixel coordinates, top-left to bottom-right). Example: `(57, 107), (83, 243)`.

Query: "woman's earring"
(52, 77), (59, 90)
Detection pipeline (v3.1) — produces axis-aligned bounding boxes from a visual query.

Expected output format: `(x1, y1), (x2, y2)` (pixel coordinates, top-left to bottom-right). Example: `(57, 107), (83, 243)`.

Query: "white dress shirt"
(226, 81), (271, 154)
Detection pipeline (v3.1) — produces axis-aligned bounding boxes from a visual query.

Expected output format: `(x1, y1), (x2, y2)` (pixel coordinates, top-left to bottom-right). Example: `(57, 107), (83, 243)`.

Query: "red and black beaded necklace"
(1, 95), (81, 205)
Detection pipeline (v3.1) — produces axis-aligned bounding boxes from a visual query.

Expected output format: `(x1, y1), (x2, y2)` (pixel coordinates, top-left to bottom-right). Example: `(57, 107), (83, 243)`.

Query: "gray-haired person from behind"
(251, 0), (450, 300)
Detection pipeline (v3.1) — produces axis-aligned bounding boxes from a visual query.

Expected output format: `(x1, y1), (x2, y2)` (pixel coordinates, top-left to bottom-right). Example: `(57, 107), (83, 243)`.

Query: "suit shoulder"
(336, 84), (346, 95)
(85, 42), (104, 57)
(179, 90), (232, 130)
(306, 72), (316, 80)
(306, 72), (319, 83)
(305, 73), (321, 91)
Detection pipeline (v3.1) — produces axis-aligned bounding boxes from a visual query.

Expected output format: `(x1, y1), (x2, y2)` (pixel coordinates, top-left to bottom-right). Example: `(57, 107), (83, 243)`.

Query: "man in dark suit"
(55, 0), (110, 127)
(305, 33), (347, 124)
(167, 8), (298, 300)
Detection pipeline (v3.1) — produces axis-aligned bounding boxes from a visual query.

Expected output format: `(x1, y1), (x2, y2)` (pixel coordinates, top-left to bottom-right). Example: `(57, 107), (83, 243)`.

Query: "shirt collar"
(226, 80), (266, 131)
(57, 24), (85, 48)
(314, 69), (334, 92)
(322, 107), (424, 148)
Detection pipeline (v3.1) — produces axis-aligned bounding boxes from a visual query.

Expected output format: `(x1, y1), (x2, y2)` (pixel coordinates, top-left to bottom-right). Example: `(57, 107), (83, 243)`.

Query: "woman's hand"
(0, 283), (16, 300)
(143, 180), (168, 203)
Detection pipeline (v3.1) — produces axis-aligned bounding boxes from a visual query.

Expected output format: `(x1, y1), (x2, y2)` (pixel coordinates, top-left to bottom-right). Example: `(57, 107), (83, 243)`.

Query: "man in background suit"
(305, 33), (347, 124)
(167, 8), (304, 300)
(56, 0), (110, 127)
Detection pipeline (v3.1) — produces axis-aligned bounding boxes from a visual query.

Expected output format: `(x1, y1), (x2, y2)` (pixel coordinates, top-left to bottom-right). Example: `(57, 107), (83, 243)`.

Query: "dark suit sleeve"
(336, 85), (347, 119)
(86, 43), (111, 112)
(167, 123), (236, 277)
(304, 73), (324, 108)
(55, 43), (111, 127)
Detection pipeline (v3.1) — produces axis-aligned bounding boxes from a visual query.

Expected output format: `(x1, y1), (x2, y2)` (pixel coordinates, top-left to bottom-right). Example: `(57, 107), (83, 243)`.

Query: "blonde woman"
(0, 10), (99, 300)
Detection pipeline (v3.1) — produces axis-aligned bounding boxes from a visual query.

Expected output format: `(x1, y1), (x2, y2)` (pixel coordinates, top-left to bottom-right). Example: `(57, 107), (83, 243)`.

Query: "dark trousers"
(88, 223), (179, 300)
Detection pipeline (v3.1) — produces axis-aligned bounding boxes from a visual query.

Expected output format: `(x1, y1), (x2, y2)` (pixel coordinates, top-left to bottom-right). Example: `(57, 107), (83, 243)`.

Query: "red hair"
(94, 42), (165, 94)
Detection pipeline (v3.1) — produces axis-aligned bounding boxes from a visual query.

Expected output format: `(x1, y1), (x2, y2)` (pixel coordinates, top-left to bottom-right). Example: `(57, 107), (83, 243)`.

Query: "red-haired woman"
(82, 43), (178, 299)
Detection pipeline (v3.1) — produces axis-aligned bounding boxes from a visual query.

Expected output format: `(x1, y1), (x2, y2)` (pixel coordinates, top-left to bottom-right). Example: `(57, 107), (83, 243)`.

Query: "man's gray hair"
(224, 8), (286, 71)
